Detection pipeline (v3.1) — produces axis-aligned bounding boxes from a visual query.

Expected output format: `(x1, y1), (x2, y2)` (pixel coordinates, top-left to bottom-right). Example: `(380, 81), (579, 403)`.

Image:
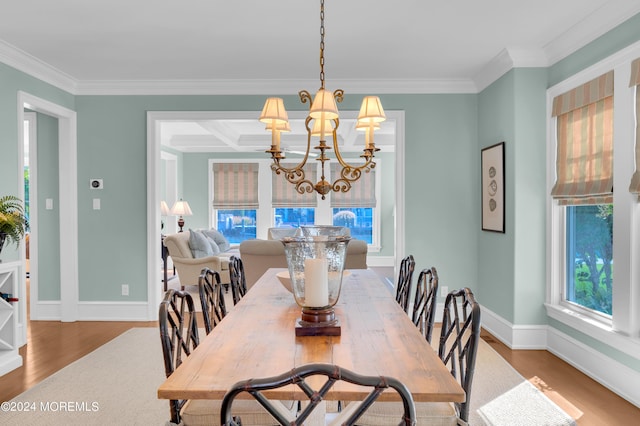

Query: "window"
(546, 44), (640, 354)
(565, 204), (613, 316)
(333, 208), (373, 243)
(272, 163), (317, 229)
(330, 163), (377, 244)
(551, 71), (614, 316)
(210, 159), (381, 249)
(212, 163), (259, 244)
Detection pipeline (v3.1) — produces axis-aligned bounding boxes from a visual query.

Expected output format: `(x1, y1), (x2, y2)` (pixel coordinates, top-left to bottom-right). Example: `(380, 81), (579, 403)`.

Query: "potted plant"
(0, 195), (28, 257)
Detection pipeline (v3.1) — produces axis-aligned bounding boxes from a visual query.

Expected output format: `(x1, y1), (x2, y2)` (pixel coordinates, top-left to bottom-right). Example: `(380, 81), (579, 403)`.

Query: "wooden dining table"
(157, 268), (465, 404)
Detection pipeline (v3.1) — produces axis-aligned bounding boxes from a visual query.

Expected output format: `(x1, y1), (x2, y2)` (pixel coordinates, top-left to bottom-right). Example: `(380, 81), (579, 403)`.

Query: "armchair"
(163, 231), (237, 289)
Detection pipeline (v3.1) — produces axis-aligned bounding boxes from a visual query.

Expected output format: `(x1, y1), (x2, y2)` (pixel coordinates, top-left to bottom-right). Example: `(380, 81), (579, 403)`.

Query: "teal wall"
(399, 94), (479, 292)
(36, 113), (61, 300)
(477, 68), (548, 325)
(478, 73), (517, 321)
(0, 63), (74, 263)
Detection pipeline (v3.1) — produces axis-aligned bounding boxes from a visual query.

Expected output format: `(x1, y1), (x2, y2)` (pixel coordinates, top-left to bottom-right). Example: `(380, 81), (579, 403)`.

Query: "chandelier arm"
(330, 122), (376, 176)
(270, 114), (316, 175)
(271, 163), (314, 195)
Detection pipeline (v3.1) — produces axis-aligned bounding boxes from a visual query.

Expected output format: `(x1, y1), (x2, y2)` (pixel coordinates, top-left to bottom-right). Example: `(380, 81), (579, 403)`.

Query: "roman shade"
(271, 163), (318, 207)
(628, 58), (640, 196)
(212, 163), (259, 209)
(330, 163), (376, 208)
(551, 71), (614, 205)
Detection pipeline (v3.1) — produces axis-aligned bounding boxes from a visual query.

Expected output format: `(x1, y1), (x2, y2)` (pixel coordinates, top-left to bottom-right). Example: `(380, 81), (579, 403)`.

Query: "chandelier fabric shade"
(357, 96), (386, 124)
(259, 97), (289, 125)
(309, 89), (339, 120)
(261, 0), (386, 200)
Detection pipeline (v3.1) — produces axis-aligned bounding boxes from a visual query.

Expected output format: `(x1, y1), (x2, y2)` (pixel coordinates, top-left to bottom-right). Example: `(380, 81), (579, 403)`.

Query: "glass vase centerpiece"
(280, 226), (350, 336)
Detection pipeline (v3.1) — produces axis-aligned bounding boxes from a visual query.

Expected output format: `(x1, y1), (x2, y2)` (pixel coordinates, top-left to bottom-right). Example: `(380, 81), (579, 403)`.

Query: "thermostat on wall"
(90, 179), (103, 189)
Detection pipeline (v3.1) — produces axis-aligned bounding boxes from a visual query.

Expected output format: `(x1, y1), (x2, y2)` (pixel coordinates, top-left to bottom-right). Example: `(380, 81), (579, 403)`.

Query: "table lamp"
(170, 199), (192, 232)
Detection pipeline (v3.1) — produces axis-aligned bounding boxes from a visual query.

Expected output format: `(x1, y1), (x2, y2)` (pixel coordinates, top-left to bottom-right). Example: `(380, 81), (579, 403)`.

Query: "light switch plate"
(93, 198), (100, 210)
(45, 198), (53, 210)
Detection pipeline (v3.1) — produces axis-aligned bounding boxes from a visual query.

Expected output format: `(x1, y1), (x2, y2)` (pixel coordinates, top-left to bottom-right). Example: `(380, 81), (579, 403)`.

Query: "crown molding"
(474, 48), (549, 92)
(0, 40), (77, 94)
(543, 2), (640, 66)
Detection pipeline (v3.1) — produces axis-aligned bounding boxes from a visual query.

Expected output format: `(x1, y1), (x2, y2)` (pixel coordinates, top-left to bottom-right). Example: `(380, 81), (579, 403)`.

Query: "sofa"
(163, 230), (238, 289)
(239, 238), (368, 289)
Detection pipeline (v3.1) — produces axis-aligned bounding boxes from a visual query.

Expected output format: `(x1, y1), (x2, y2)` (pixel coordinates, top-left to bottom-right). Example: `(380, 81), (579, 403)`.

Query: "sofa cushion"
(189, 229), (214, 258)
(202, 228), (230, 252)
(203, 234), (221, 255)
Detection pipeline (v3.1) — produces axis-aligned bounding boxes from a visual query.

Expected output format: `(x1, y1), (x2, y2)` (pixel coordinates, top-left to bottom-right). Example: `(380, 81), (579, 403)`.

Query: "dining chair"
(159, 289), (296, 425)
(198, 267), (227, 335)
(395, 254), (415, 314)
(350, 287), (481, 426)
(158, 289), (200, 424)
(220, 363), (417, 426)
(228, 255), (247, 305)
(411, 267), (439, 344)
(438, 287), (481, 424)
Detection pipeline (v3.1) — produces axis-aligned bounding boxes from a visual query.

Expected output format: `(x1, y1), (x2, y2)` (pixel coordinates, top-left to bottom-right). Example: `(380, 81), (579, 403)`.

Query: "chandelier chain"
(261, 0), (383, 199)
(319, 0), (325, 89)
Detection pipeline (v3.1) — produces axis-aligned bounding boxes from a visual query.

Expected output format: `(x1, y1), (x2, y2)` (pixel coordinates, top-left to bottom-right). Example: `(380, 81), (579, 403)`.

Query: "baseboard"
(31, 301), (152, 321)
(547, 327), (640, 408)
(481, 305), (640, 409)
(480, 304), (548, 349)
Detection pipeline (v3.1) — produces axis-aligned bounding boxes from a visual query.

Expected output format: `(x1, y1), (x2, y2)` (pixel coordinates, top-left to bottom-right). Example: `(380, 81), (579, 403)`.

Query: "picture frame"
(481, 142), (505, 233)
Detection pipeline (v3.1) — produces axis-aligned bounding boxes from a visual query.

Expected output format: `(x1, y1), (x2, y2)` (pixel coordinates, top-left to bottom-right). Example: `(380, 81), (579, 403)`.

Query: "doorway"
(18, 92), (78, 331)
(146, 110), (405, 318)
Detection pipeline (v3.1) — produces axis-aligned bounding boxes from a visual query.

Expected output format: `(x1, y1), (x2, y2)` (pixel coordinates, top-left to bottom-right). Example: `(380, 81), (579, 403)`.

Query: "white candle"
(304, 258), (329, 307)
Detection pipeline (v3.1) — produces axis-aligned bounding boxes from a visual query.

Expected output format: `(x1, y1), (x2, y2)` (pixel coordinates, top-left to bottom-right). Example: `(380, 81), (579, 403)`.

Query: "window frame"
(546, 40), (640, 357)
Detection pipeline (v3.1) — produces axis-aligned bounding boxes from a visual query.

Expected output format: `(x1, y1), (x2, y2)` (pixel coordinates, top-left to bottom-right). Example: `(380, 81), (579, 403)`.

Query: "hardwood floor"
(480, 330), (640, 425)
(1, 303), (638, 424)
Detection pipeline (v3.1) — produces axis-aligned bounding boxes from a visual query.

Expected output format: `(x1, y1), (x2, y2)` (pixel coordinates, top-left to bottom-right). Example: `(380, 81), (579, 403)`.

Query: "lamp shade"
(259, 97), (289, 124)
(170, 200), (193, 216)
(357, 96), (386, 123)
(309, 89), (339, 120)
(160, 200), (170, 216)
(311, 119), (335, 137)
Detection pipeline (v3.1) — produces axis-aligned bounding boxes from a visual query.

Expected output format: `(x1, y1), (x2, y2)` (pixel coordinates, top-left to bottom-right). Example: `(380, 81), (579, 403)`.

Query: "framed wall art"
(481, 142), (505, 233)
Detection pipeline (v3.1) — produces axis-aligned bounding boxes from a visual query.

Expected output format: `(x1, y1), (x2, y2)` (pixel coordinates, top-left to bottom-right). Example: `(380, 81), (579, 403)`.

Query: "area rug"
(4, 328), (576, 425)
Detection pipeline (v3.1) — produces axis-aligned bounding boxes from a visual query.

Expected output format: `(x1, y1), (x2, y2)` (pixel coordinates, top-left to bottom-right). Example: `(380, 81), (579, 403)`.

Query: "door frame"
(18, 91), (78, 324)
(146, 110), (405, 320)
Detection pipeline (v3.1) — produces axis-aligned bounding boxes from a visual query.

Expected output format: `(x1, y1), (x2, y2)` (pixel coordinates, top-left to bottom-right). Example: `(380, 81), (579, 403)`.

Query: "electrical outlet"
(121, 284), (129, 296)
(440, 286), (449, 297)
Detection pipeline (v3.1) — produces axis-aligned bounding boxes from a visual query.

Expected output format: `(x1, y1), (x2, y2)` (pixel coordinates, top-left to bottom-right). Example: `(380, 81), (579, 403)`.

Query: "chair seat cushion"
(181, 398), (296, 426)
(344, 400), (457, 426)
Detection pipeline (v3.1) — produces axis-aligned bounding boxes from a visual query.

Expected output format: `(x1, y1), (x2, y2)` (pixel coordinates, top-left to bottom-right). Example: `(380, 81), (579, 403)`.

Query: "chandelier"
(259, 0), (386, 200)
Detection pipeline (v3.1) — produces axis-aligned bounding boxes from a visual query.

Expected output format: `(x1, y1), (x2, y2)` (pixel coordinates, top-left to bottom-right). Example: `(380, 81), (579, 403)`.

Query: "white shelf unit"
(0, 261), (23, 376)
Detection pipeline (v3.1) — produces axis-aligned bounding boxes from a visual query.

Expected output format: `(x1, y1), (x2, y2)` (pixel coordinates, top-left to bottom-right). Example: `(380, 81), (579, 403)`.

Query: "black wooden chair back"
(411, 267), (439, 343)
(229, 255), (247, 305)
(198, 267), (227, 335)
(220, 363), (416, 426)
(438, 287), (481, 424)
(395, 254), (415, 314)
(158, 289), (200, 424)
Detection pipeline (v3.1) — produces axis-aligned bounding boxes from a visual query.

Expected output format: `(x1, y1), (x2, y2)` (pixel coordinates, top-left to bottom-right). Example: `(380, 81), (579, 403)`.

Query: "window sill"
(545, 303), (640, 360)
